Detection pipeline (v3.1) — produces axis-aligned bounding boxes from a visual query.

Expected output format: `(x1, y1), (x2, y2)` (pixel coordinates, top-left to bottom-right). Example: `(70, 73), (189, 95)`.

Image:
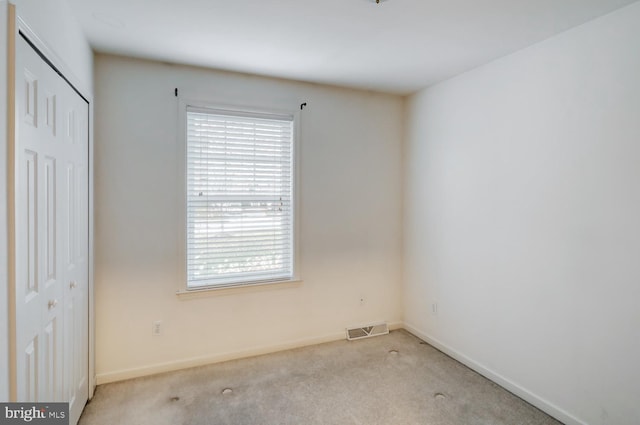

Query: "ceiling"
(66, 0), (637, 94)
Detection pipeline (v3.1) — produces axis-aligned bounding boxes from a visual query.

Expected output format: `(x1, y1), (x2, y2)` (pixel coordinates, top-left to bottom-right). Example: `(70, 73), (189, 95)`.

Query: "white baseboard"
(96, 321), (404, 385)
(402, 322), (586, 425)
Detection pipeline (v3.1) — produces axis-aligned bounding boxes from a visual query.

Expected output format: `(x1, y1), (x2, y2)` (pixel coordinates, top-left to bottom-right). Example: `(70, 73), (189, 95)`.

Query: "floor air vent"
(346, 322), (389, 341)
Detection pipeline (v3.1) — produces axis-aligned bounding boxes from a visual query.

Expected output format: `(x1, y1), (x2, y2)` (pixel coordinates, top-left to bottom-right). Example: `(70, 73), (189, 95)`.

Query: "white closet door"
(62, 68), (89, 425)
(14, 35), (89, 425)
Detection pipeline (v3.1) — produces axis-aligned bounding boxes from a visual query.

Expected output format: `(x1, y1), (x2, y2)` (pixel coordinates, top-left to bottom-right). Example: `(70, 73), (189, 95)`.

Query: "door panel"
(45, 91), (56, 136)
(43, 156), (56, 284)
(24, 337), (37, 402)
(23, 149), (37, 297)
(23, 70), (37, 127)
(43, 317), (58, 401)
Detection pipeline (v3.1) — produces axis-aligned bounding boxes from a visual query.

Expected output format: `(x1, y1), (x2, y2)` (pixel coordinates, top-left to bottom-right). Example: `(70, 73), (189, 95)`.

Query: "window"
(185, 106), (296, 289)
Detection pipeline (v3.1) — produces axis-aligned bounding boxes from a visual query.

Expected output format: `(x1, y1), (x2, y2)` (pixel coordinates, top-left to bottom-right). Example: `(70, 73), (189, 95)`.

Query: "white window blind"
(186, 107), (294, 288)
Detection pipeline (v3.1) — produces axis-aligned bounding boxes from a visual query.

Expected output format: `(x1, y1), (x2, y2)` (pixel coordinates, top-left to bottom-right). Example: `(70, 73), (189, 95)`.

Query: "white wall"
(0, 0), (9, 402)
(404, 2), (640, 425)
(1, 0), (92, 400)
(93, 54), (404, 383)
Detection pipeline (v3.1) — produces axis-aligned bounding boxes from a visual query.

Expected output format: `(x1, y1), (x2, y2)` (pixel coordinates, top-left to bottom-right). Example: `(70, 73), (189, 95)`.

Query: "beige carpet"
(80, 330), (562, 425)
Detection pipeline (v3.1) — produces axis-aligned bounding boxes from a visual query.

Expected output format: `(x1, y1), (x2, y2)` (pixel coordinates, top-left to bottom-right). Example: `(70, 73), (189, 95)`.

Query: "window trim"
(177, 98), (301, 295)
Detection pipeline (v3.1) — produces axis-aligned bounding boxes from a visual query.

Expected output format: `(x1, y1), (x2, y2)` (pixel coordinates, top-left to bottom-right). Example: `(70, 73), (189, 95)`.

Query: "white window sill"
(176, 279), (303, 300)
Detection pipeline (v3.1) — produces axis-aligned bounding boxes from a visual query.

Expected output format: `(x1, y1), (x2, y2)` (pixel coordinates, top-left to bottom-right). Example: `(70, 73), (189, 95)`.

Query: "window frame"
(177, 98), (301, 294)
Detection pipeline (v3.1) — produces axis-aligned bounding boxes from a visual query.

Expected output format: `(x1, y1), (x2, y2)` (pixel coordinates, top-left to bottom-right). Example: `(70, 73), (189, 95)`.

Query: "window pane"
(186, 108), (294, 287)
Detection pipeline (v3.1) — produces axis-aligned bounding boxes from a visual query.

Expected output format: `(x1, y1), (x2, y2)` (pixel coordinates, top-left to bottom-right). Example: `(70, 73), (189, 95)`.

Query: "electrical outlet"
(431, 303), (438, 315)
(152, 320), (162, 336)
(359, 295), (366, 306)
